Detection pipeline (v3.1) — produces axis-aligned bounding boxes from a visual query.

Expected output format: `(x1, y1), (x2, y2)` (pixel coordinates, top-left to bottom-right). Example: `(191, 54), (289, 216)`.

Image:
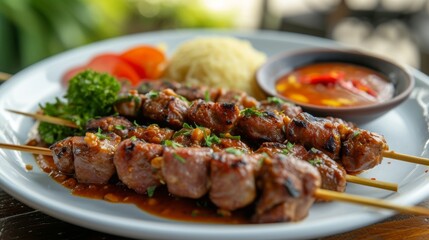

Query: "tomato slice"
(62, 54), (141, 86)
(120, 46), (166, 80)
(86, 54), (141, 85)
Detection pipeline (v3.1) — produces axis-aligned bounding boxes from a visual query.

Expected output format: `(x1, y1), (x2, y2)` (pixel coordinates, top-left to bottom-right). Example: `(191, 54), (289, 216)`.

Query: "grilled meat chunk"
(211, 137), (251, 154)
(138, 80), (181, 94)
(86, 116), (134, 139)
(141, 89), (189, 129)
(253, 154), (321, 223)
(127, 124), (174, 144)
(304, 148), (347, 193)
(115, 90), (143, 118)
(259, 98), (302, 118)
(114, 139), (164, 194)
(162, 147), (213, 198)
(73, 132), (121, 184)
(341, 129), (388, 173)
(209, 152), (258, 211)
(234, 110), (286, 146)
(287, 112), (341, 160)
(215, 88), (258, 109)
(49, 136), (76, 174)
(187, 99), (240, 134)
(256, 142), (346, 193)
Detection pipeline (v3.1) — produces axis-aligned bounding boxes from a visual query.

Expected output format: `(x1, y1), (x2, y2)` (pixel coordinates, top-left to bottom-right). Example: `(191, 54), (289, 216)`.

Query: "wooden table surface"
(1, 187), (428, 240)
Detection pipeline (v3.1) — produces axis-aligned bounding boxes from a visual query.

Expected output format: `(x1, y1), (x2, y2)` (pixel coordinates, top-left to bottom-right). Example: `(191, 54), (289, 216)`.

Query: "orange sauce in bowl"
(275, 62), (394, 107)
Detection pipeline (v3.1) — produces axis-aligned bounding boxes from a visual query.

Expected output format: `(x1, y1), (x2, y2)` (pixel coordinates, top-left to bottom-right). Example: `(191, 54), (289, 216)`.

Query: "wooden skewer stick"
(0, 143), (397, 192)
(6, 109), (78, 128)
(383, 150), (429, 166)
(315, 188), (429, 215)
(345, 175), (397, 192)
(0, 72), (11, 82)
(0, 143), (52, 156)
(0, 143), (423, 215)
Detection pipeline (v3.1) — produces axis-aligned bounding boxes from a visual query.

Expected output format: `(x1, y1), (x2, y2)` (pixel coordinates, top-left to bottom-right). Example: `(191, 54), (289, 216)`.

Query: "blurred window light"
(381, 0), (426, 12)
(345, 0), (378, 10)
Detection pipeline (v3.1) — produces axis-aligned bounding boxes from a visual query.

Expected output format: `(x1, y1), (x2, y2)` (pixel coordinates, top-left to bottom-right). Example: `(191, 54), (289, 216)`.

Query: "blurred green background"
(0, 0), (237, 74)
(1, 0), (428, 75)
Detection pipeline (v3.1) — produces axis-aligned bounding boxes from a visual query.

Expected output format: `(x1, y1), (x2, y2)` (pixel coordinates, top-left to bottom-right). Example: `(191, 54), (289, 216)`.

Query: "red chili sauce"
(275, 62), (394, 107)
(29, 139), (251, 224)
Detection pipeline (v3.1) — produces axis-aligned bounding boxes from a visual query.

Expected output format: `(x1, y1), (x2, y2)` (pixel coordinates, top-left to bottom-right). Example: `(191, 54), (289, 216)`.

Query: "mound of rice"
(163, 37), (267, 99)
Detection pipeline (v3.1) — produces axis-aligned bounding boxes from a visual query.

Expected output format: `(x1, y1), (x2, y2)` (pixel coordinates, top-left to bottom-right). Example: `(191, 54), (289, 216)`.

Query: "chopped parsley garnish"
(178, 95), (190, 104)
(352, 130), (361, 139)
(240, 108), (264, 117)
(267, 96), (286, 105)
(133, 120), (141, 127)
(310, 147), (320, 154)
(130, 136), (137, 141)
(308, 158), (323, 166)
(95, 128), (109, 140)
(224, 148), (244, 155)
(147, 90), (160, 99)
(162, 140), (183, 148)
(173, 153), (187, 164)
(204, 90), (211, 102)
(219, 133), (241, 140)
(281, 142), (295, 155)
(146, 185), (157, 198)
(115, 125), (126, 130)
(204, 134), (221, 147)
(38, 70), (120, 144)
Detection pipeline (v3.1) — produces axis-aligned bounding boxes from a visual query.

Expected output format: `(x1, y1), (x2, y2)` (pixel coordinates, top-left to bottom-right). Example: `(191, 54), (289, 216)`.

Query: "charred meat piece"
(256, 142), (347, 193)
(175, 85), (210, 101)
(115, 90), (144, 118)
(73, 132), (121, 184)
(141, 89), (189, 129)
(216, 88), (259, 109)
(259, 97), (302, 118)
(255, 142), (306, 157)
(341, 129), (388, 173)
(138, 80), (181, 94)
(187, 99), (240, 134)
(49, 136), (76, 174)
(114, 139), (164, 194)
(253, 154), (321, 223)
(162, 147), (213, 199)
(86, 116), (134, 139)
(128, 124), (174, 144)
(234, 109), (286, 146)
(287, 112), (341, 160)
(211, 137), (251, 154)
(303, 148), (347, 193)
(209, 152), (258, 211)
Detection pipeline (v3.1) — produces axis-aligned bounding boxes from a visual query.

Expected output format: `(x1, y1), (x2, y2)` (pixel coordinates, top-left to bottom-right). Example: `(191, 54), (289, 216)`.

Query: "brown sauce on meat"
(276, 62), (394, 107)
(34, 152), (251, 224)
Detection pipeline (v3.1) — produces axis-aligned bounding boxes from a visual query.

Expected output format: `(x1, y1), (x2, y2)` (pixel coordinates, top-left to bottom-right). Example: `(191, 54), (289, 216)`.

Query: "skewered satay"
(6, 108), (398, 191)
(123, 88), (420, 174)
(7, 80), (424, 175)
(1, 141), (427, 223)
(62, 115), (398, 191)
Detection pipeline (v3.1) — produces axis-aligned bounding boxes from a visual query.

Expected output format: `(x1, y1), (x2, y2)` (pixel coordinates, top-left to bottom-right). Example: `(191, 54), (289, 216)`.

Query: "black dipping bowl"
(256, 48), (414, 123)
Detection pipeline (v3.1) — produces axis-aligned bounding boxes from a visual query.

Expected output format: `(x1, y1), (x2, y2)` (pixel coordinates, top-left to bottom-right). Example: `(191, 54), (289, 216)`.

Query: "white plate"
(1, 29), (429, 240)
